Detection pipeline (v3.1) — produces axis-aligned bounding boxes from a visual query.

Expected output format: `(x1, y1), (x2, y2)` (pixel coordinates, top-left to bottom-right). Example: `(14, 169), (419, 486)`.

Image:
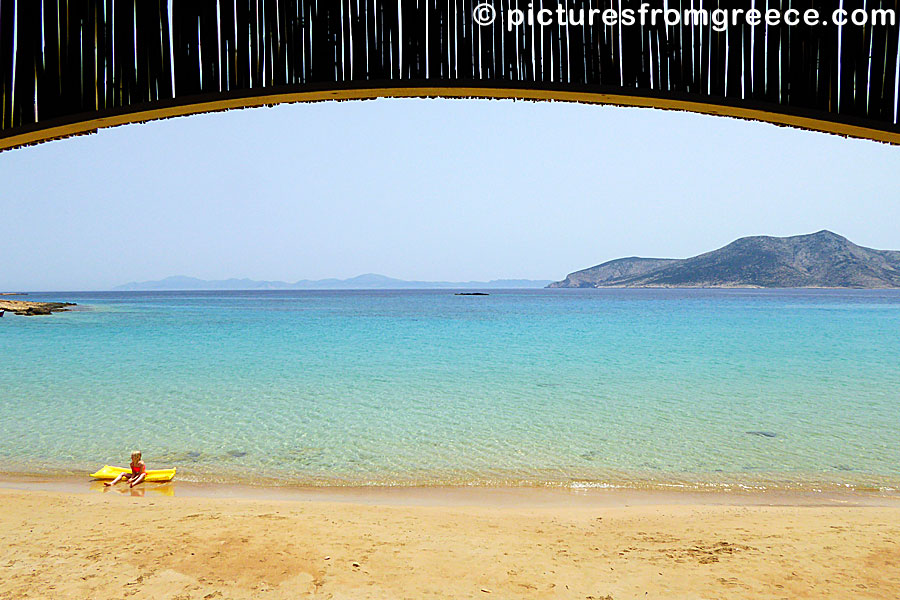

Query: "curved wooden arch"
(2, 1), (900, 151)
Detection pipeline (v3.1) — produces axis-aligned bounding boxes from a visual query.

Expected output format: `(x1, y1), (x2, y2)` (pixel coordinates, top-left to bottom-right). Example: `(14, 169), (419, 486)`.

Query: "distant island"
(549, 231), (900, 289)
(115, 273), (552, 291)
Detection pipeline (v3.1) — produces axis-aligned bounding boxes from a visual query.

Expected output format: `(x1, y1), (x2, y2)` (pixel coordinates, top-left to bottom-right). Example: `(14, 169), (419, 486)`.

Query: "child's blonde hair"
(131, 450), (141, 460)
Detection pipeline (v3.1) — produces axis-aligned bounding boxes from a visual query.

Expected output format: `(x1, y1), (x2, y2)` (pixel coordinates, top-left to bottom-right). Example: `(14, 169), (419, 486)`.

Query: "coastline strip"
(3, 476), (899, 508)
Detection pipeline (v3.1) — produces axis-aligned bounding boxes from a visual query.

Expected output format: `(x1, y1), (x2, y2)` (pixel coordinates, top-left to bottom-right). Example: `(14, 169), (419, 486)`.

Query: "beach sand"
(1, 486), (898, 599)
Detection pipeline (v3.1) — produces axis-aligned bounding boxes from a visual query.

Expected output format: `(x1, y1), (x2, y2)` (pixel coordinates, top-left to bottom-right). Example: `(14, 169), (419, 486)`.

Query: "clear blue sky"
(1, 98), (898, 291)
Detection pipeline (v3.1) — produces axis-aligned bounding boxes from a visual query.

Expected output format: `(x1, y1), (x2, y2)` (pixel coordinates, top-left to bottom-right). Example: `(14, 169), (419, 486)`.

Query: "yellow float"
(90, 465), (177, 483)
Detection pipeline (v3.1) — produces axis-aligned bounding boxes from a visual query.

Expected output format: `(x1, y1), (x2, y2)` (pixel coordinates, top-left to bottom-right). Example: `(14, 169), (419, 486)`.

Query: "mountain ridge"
(115, 274), (553, 291)
(549, 231), (900, 289)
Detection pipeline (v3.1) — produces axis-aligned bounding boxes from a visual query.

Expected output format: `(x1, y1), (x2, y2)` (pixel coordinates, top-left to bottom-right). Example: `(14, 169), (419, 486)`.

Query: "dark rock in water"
(746, 431), (777, 438)
(227, 450), (248, 458)
(455, 292), (490, 296)
(157, 450), (204, 463)
(0, 300), (76, 316)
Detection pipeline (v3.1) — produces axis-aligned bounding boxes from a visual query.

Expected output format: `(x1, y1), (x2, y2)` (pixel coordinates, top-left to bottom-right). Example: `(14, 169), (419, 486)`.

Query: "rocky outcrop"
(550, 231), (900, 289)
(0, 300), (76, 316)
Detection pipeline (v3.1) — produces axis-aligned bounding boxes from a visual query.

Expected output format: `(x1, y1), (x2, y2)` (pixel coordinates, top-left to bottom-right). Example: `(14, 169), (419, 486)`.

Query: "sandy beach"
(2, 485), (898, 599)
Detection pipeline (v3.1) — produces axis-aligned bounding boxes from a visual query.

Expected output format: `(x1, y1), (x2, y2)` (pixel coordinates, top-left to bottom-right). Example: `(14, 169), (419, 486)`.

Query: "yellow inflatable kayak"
(90, 465), (177, 483)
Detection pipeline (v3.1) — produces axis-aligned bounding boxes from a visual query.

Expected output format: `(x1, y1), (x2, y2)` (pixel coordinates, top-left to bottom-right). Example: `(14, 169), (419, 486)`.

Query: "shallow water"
(1, 289), (899, 490)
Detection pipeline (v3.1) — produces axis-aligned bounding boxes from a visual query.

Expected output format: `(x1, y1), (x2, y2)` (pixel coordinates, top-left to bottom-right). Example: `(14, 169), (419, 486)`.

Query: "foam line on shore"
(2, 475), (899, 508)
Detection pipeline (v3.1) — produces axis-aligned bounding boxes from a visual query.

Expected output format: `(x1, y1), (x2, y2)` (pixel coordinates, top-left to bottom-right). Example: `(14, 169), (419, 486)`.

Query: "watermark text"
(472, 2), (897, 32)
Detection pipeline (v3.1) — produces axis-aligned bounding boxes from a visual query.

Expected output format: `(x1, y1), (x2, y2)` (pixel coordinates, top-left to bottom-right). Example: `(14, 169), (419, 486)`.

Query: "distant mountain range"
(549, 231), (900, 289)
(115, 274), (553, 291)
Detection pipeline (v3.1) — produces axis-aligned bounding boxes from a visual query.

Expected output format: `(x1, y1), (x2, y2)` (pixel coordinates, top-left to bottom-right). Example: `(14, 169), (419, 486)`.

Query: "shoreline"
(3, 474), (900, 508)
(2, 464), (898, 495)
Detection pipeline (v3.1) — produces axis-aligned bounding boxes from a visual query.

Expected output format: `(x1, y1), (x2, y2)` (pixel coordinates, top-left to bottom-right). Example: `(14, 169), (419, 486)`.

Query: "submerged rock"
(157, 450), (205, 463)
(746, 431), (777, 438)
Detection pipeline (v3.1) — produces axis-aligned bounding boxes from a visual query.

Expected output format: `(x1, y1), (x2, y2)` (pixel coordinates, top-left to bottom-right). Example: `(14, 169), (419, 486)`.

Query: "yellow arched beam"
(2, 87), (899, 151)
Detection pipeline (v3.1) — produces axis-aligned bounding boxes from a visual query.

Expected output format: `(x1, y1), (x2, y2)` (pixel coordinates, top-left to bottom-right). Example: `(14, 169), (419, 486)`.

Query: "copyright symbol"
(473, 3), (496, 26)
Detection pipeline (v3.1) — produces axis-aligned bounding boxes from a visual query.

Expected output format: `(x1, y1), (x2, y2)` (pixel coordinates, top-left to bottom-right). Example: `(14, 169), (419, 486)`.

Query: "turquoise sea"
(1, 289), (899, 491)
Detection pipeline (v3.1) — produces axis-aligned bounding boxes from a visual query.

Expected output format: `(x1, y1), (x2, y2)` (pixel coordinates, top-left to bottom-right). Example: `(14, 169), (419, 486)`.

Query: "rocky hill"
(549, 231), (900, 288)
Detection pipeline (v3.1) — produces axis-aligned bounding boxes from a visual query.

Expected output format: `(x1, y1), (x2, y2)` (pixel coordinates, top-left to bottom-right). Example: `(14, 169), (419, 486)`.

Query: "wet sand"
(2, 483), (899, 599)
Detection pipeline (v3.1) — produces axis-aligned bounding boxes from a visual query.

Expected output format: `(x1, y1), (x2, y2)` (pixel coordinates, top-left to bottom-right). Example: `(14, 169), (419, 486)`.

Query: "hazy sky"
(1, 98), (899, 291)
